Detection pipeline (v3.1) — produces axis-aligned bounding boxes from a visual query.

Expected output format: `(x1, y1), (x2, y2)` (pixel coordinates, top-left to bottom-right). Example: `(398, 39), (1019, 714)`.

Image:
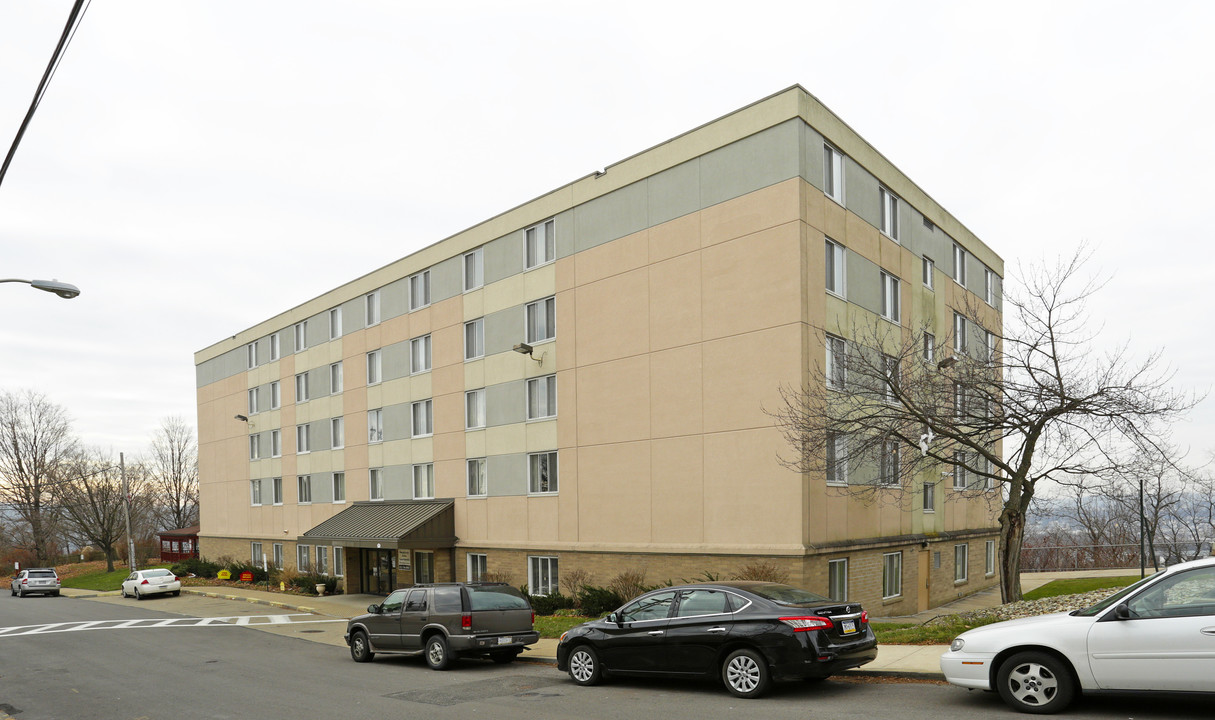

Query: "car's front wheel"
(567, 645), (603, 686)
(996, 651), (1076, 714)
(425, 635), (452, 670)
(723, 648), (770, 699)
(349, 631), (374, 663)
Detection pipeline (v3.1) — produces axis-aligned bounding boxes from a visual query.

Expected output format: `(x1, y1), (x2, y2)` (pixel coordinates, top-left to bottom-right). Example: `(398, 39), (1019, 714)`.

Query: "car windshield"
(468, 585), (530, 611)
(29, 570), (56, 578)
(143, 569), (173, 578)
(1072, 571), (1162, 617)
(744, 583), (831, 606)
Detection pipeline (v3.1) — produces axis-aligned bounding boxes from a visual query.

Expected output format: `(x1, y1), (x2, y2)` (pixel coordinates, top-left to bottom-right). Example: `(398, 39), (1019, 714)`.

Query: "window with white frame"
(464, 318), (484, 360)
(526, 296), (555, 343)
(985, 540), (996, 576)
(367, 409), (383, 443)
(923, 481), (935, 513)
(525, 219), (556, 269)
(366, 350), (381, 385)
(823, 143), (845, 204)
(329, 308), (342, 339)
(528, 555), (559, 595)
(250, 479), (262, 506)
(331, 417), (344, 449)
(334, 546), (344, 576)
(365, 290), (380, 325)
(880, 272), (900, 322)
(270, 381), (280, 409)
(467, 458), (487, 497)
(880, 438), (899, 485)
(922, 256), (935, 289)
(879, 187), (900, 240)
(411, 399), (433, 437)
(295, 372), (309, 402)
(248, 387), (259, 414)
(273, 543), (284, 570)
(249, 434), (261, 461)
(883, 355), (899, 403)
(953, 312), (968, 353)
(294, 321), (307, 352)
(464, 248), (483, 291)
(297, 474), (312, 504)
(247, 342), (257, 369)
(954, 381), (966, 420)
(825, 238), (845, 296)
(296, 424), (310, 454)
(316, 545), (329, 575)
(882, 552), (902, 598)
(828, 558), (848, 601)
(252, 541), (263, 565)
(984, 330), (996, 362)
(529, 451), (558, 494)
(923, 333), (935, 363)
(465, 389), (485, 430)
(332, 472), (345, 503)
(952, 243), (967, 285)
(412, 463), (434, 499)
(297, 545), (311, 572)
(468, 553), (487, 582)
(410, 335), (431, 374)
(953, 450), (969, 489)
(955, 543), (969, 582)
(984, 268), (995, 305)
(826, 334), (846, 390)
(527, 375), (557, 420)
(330, 362), (343, 394)
(409, 271), (430, 311)
(826, 431), (848, 485)
(369, 468), (383, 501)
(269, 333), (280, 361)
(271, 429), (281, 458)
(414, 551), (435, 584)
(273, 477), (283, 504)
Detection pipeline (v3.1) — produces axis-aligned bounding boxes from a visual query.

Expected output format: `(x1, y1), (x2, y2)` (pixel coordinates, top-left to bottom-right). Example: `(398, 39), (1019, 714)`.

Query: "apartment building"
(194, 85), (1002, 613)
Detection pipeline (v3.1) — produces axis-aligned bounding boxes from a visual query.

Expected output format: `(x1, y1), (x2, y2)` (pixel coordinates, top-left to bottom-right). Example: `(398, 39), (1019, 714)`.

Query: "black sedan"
(556, 581), (877, 698)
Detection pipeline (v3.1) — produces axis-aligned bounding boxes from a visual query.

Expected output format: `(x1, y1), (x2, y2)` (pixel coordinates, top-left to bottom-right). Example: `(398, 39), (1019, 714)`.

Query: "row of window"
(823, 431), (998, 492)
(251, 541), (345, 577)
(824, 237), (997, 313)
(830, 540), (996, 602)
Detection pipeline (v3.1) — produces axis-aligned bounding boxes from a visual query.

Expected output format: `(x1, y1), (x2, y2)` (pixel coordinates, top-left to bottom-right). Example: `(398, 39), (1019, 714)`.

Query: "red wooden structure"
(157, 525), (200, 562)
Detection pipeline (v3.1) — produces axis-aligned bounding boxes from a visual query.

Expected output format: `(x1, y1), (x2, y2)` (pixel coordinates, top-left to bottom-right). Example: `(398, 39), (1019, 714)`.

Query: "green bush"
(171, 558), (220, 578)
(529, 591), (575, 615)
(287, 573), (341, 595)
(224, 561), (269, 583)
(576, 586), (623, 617)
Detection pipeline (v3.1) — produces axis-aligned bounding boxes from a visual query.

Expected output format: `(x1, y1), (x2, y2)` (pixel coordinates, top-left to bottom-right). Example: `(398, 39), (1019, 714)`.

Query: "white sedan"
(941, 557), (1215, 714)
(120, 569), (182, 600)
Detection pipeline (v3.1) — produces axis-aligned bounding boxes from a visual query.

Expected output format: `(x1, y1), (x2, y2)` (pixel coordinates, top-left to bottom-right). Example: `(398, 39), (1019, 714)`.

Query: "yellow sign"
(217, 569), (231, 580)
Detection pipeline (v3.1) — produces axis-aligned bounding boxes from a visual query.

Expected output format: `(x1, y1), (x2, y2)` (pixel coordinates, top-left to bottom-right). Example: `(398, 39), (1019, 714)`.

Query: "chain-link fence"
(1021, 541), (1211, 572)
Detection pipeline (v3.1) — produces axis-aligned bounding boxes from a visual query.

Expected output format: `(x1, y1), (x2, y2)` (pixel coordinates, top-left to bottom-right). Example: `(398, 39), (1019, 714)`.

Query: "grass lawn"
(1022, 576), (1138, 601)
(535, 614), (594, 638)
(59, 563), (171, 591)
(870, 617), (1000, 645)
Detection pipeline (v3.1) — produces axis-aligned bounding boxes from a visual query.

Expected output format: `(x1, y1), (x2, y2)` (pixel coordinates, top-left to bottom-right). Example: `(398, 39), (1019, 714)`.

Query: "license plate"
(497, 636), (513, 645)
(841, 620), (857, 634)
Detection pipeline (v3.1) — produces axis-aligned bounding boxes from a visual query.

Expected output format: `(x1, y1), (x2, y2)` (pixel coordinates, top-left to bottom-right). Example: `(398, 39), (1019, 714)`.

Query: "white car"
(120, 569), (182, 600)
(941, 557), (1215, 714)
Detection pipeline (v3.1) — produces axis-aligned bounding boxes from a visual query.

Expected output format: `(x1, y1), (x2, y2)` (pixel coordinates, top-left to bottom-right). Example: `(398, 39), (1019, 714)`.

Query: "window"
(826, 334), (846, 390)
(250, 479), (262, 506)
(366, 350), (381, 385)
(985, 540), (996, 576)
(365, 290), (380, 325)
(369, 468), (383, 501)
(330, 468), (345, 502)
(414, 551), (435, 584)
(526, 296), (555, 343)
(464, 318), (484, 360)
(923, 481), (935, 513)
(273, 543), (284, 570)
(317, 546), (329, 575)
(879, 187), (899, 240)
(529, 451), (558, 494)
(955, 544), (969, 582)
(465, 388), (486, 430)
(412, 463), (434, 499)
(882, 552), (902, 599)
(270, 381), (280, 409)
(269, 333), (280, 361)
(883, 355), (899, 403)
(954, 381), (966, 420)
(825, 238), (845, 296)
(296, 424), (310, 454)
(248, 388), (259, 414)
(295, 372), (309, 402)
(826, 432), (848, 485)
(252, 542), (263, 566)
(527, 375), (557, 420)
(467, 458), (487, 497)
(297, 545), (311, 572)
(880, 272), (900, 322)
(330, 362), (343, 393)
(367, 409), (383, 443)
(880, 438), (899, 485)
(525, 219), (556, 268)
(409, 271), (430, 311)
(922, 256), (935, 289)
(828, 559), (848, 602)
(410, 335), (431, 374)
(246, 342), (257, 369)
(923, 333), (935, 363)
(952, 243), (967, 285)
(273, 477), (283, 505)
(270, 429), (281, 458)
(329, 308), (342, 339)
(249, 434), (261, 461)
(330, 417), (344, 449)
(297, 475), (312, 504)
(823, 143), (845, 204)
(984, 330), (996, 362)
(468, 553), (487, 582)
(294, 321), (307, 352)
(528, 555), (559, 595)
(953, 312), (968, 353)
(984, 268), (995, 305)
(464, 248), (483, 291)
(953, 450), (969, 489)
(334, 546), (344, 576)
(411, 399), (433, 437)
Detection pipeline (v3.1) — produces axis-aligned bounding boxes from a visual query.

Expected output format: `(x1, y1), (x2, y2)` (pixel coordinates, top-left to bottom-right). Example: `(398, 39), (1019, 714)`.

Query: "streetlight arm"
(0, 278), (81, 298)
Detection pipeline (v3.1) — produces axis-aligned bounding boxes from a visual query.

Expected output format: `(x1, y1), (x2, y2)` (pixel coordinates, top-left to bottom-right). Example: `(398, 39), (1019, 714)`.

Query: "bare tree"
(772, 249), (1197, 602)
(146, 416), (199, 531)
(55, 449), (150, 572)
(0, 390), (77, 565)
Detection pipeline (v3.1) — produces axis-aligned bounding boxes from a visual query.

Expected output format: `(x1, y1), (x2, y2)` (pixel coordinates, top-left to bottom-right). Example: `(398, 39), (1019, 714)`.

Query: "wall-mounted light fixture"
(513, 342), (545, 367)
(936, 356), (957, 370)
(234, 414), (248, 422)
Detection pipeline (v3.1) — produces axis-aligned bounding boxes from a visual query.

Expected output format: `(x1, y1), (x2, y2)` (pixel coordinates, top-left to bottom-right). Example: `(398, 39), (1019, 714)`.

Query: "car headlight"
(559, 631), (568, 644)
(950, 638), (965, 652)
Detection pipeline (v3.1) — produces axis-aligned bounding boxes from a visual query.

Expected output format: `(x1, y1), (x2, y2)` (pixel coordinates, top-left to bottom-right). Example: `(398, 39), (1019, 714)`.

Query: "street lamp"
(1, 278), (81, 299)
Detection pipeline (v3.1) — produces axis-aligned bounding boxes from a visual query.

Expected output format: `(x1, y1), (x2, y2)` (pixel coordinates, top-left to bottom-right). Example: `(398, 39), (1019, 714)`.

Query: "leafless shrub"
(607, 568), (649, 600)
(732, 560), (790, 583)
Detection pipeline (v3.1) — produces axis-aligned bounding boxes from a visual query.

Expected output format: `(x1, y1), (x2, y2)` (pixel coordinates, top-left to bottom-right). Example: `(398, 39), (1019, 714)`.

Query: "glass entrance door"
(361, 548), (396, 595)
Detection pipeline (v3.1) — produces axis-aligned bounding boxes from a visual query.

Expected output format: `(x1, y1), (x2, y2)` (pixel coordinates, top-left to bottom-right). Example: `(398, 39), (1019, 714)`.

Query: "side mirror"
(610, 612), (624, 627)
(1114, 603), (1131, 620)
(368, 603), (380, 614)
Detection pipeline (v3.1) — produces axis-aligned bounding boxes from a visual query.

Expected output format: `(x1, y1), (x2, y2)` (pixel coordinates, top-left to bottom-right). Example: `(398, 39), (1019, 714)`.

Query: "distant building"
(194, 86), (1001, 612)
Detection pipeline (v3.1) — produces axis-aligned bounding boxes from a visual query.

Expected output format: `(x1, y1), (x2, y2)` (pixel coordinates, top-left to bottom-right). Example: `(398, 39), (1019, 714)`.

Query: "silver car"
(10, 568), (61, 597)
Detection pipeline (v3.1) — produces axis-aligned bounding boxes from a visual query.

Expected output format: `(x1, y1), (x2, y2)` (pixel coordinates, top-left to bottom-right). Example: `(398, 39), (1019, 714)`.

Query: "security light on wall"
(936, 356), (957, 370)
(513, 342), (545, 366)
(234, 414), (248, 422)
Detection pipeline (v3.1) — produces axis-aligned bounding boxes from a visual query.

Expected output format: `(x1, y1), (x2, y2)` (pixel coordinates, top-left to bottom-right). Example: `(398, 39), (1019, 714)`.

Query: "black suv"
(345, 582), (539, 669)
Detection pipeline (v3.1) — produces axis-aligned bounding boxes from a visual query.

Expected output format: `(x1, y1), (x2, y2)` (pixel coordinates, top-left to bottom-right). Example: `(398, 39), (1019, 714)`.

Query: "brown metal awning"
(299, 499), (455, 549)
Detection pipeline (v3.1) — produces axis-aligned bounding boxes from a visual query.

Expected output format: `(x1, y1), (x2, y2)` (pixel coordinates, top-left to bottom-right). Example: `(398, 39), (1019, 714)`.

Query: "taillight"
(461, 613), (472, 630)
(779, 616), (833, 632)
(861, 610), (869, 624)
(531, 611), (535, 626)
(20, 579), (27, 586)
(140, 579), (149, 585)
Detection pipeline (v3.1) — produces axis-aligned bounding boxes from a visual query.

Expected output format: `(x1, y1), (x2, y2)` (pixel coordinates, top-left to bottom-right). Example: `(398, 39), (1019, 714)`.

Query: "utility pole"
(121, 452), (136, 571)
(1139, 474), (1146, 579)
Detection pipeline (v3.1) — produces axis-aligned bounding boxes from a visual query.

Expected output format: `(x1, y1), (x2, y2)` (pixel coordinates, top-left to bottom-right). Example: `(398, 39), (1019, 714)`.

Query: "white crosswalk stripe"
(0, 614), (344, 638)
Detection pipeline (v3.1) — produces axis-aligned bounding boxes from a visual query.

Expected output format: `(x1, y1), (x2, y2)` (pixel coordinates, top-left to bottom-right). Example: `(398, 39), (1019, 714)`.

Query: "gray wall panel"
(383, 404), (411, 442)
(381, 341), (410, 382)
(196, 347), (246, 388)
(648, 158), (701, 227)
(487, 453), (527, 496)
(800, 123), (827, 193)
(379, 277), (408, 321)
(845, 161), (880, 230)
(846, 252), (880, 317)
(485, 231), (524, 285)
(342, 297), (364, 333)
(383, 465), (410, 500)
(312, 472), (333, 504)
(305, 311), (326, 348)
(486, 381), (525, 427)
(700, 120), (800, 208)
(574, 180), (649, 253)
(484, 306), (524, 356)
(431, 255), (462, 305)
(553, 210), (575, 261)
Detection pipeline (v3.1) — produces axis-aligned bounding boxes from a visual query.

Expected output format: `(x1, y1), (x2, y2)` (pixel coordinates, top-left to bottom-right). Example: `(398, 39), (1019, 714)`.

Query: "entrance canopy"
(300, 499), (455, 549)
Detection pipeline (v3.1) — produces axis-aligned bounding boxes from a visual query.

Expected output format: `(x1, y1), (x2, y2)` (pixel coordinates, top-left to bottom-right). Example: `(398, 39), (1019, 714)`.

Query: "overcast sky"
(2, 0), (1212, 466)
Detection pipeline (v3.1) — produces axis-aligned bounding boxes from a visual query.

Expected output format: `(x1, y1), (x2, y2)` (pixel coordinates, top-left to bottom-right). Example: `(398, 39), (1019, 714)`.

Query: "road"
(1, 593), (1211, 719)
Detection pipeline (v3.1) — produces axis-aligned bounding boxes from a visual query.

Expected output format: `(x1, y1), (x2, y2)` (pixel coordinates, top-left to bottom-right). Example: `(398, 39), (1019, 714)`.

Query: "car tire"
(349, 631), (375, 663)
(567, 645), (603, 686)
(996, 651), (1076, 715)
(425, 635), (453, 670)
(9, 586), (14, 596)
(490, 650), (519, 664)
(16, 588), (23, 598)
(135, 588), (143, 600)
(52, 591), (59, 597)
(172, 590), (180, 597)
(723, 648), (771, 699)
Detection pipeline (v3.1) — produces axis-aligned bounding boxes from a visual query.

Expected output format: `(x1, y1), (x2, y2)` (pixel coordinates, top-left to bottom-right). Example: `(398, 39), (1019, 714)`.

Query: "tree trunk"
(998, 504), (1027, 603)
(104, 547), (116, 573)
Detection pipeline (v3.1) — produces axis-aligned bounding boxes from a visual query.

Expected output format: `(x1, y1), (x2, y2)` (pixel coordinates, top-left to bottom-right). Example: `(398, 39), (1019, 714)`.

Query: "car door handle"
(648, 630), (665, 636)
(707, 627), (727, 633)
(1201, 627), (1215, 636)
